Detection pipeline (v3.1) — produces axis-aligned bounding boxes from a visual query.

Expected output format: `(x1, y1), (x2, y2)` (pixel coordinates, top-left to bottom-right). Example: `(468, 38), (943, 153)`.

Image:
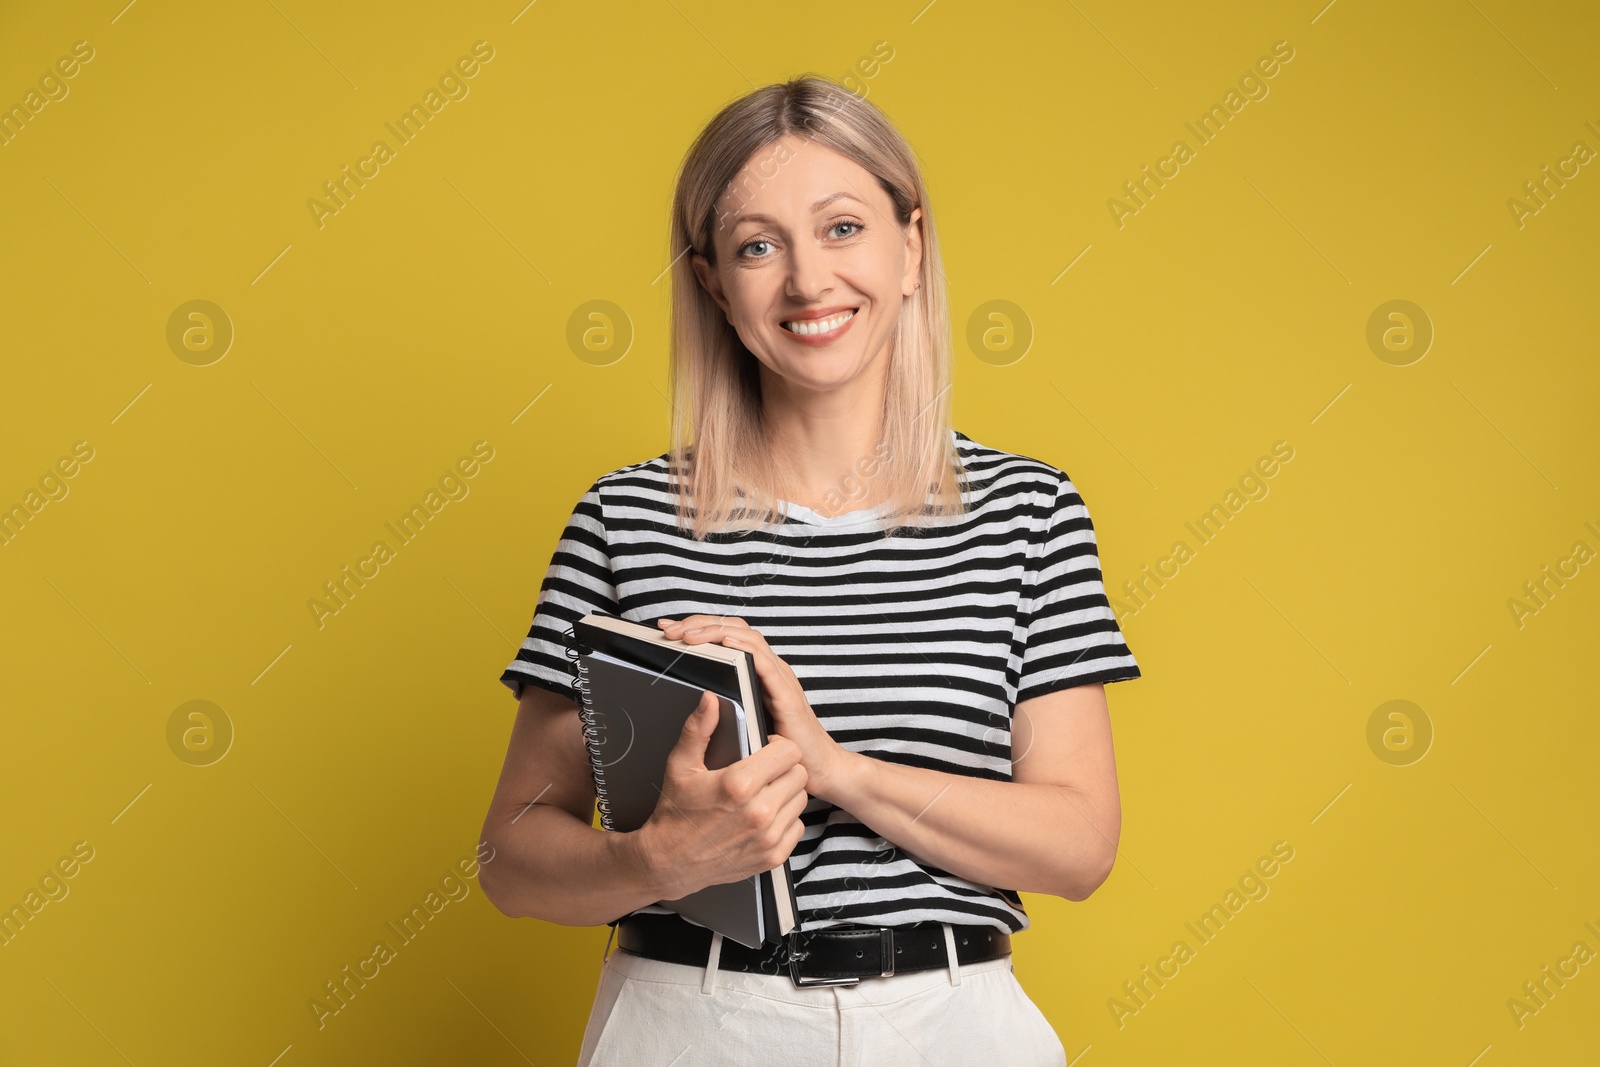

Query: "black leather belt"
(615, 913), (1011, 987)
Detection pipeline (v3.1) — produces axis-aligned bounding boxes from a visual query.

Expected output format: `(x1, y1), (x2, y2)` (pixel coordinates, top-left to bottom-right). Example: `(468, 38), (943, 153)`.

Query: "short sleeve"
(1015, 473), (1141, 704)
(499, 477), (621, 703)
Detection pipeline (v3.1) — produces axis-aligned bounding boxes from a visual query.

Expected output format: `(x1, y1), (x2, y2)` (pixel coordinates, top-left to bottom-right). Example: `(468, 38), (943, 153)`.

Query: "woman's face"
(691, 133), (922, 399)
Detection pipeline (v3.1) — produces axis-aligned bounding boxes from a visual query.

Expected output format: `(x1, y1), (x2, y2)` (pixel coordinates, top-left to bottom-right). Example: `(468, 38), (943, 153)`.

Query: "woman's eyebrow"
(729, 192), (865, 228)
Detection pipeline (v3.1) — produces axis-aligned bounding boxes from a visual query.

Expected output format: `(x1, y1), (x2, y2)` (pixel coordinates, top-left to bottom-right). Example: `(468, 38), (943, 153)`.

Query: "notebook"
(563, 612), (800, 948)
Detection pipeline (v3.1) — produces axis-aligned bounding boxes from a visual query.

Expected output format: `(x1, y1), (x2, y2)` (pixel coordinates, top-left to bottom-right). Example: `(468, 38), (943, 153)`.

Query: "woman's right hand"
(631, 690), (809, 901)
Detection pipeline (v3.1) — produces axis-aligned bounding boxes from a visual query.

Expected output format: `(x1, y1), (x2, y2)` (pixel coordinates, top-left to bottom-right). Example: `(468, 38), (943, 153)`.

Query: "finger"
(657, 614), (713, 630)
(726, 635), (779, 678)
(659, 615), (751, 636)
(766, 782), (809, 834)
(779, 815), (807, 856)
(727, 653), (802, 718)
(754, 734), (803, 768)
(746, 764), (806, 825)
(735, 738), (802, 789)
(666, 690), (720, 770)
(724, 632), (791, 679)
(658, 617), (720, 643)
(754, 760), (807, 801)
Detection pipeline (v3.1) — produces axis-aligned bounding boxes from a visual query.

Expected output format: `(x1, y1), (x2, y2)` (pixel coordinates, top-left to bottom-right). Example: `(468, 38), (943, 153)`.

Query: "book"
(562, 612), (800, 949)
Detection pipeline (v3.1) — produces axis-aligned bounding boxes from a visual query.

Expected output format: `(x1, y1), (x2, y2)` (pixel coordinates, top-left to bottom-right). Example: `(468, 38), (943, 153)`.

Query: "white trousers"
(577, 924), (1068, 1067)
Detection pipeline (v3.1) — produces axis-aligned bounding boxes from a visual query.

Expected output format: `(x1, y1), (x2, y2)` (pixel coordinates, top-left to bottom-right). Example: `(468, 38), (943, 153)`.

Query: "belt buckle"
(784, 929), (895, 987)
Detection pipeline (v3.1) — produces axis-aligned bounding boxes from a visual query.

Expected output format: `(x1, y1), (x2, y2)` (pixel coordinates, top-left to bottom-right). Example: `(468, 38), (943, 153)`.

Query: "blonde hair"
(665, 75), (968, 540)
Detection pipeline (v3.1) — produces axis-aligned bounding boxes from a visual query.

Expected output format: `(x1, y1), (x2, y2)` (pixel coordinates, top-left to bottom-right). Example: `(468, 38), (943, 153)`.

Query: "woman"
(480, 75), (1141, 1066)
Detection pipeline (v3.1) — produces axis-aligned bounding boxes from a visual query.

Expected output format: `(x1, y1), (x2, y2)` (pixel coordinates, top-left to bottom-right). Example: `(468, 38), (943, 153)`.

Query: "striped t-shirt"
(499, 428), (1141, 934)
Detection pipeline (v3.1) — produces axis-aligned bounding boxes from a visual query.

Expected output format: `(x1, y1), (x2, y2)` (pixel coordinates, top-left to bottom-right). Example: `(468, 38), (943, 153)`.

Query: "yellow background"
(2, 1), (1596, 1064)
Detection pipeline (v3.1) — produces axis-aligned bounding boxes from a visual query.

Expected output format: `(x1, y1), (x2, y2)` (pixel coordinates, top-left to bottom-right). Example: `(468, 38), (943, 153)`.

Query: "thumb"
(669, 691), (720, 770)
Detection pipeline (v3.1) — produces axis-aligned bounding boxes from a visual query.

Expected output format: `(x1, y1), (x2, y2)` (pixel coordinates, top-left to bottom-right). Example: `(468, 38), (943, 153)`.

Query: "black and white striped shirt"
(500, 429), (1141, 933)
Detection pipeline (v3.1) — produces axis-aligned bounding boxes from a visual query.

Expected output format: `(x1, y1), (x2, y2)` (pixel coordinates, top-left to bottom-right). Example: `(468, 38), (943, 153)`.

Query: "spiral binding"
(563, 624), (615, 830)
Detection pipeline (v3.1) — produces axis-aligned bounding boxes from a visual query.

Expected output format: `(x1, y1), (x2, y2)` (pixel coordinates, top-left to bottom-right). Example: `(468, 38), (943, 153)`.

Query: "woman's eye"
(738, 222), (861, 260)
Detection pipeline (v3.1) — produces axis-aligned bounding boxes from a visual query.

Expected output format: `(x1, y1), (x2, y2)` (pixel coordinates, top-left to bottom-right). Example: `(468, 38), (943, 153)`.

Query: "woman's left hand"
(657, 615), (852, 804)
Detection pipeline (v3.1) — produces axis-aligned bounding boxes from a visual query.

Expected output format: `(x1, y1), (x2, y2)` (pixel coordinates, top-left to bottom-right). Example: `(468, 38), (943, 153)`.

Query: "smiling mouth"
(781, 308), (858, 335)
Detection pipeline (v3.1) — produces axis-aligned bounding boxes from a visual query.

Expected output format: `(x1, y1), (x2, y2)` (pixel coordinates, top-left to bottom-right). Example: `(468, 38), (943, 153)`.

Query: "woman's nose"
(784, 241), (832, 301)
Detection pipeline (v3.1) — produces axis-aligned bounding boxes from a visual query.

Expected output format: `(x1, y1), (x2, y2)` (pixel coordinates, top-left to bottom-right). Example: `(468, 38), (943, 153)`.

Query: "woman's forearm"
(480, 805), (668, 926)
(823, 750), (1117, 901)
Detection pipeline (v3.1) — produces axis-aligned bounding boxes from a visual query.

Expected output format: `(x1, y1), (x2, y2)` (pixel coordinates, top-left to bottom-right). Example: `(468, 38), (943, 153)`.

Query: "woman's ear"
(901, 207), (924, 297)
(690, 251), (732, 320)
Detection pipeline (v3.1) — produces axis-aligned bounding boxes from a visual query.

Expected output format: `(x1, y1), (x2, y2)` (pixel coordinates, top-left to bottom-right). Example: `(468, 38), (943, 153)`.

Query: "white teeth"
(783, 309), (855, 335)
